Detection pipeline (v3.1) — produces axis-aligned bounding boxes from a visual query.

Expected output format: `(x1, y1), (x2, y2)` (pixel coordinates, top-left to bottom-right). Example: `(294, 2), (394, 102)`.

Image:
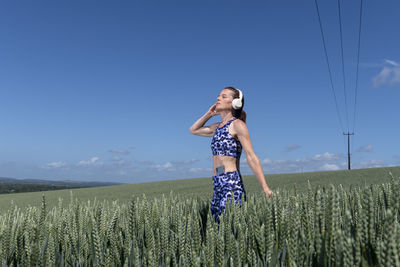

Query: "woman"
(189, 86), (273, 221)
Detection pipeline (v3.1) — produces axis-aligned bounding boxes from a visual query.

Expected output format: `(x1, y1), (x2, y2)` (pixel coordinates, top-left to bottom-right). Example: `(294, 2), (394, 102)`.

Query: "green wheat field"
(1, 166), (400, 266)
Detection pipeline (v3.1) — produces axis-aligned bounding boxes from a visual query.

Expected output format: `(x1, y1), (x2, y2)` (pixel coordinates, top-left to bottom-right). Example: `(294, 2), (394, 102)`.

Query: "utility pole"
(343, 132), (354, 170)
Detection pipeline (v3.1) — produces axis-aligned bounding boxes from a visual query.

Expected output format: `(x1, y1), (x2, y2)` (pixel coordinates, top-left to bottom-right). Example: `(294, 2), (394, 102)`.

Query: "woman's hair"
(225, 86), (247, 123)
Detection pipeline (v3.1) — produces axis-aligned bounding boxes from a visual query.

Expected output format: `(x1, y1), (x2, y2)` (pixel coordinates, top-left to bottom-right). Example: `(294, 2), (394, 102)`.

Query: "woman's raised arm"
(189, 104), (219, 137)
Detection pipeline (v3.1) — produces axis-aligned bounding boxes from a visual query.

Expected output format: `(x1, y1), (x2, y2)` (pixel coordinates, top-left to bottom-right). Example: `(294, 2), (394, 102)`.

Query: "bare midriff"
(212, 155), (240, 176)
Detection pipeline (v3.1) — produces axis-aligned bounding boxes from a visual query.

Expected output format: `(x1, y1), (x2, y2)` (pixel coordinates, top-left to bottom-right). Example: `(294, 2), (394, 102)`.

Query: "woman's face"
(215, 89), (234, 112)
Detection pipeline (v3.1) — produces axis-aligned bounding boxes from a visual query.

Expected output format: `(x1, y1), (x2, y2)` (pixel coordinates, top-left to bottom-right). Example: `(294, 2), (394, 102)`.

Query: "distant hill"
(0, 177), (122, 194)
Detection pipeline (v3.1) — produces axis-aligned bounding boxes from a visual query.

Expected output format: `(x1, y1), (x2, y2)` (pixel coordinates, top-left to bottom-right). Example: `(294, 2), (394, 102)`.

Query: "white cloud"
(319, 163), (340, 171)
(189, 167), (212, 173)
(357, 144), (373, 153)
(173, 158), (199, 164)
(312, 152), (339, 161)
(111, 157), (125, 165)
(24, 152), (391, 183)
(163, 162), (173, 168)
(77, 157), (103, 166)
(353, 160), (384, 169)
(256, 153), (386, 174)
(385, 59), (400, 67)
(138, 160), (153, 165)
(285, 144), (301, 152)
(10, 157), (205, 182)
(146, 158), (199, 172)
(109, 149), (129, 155)
(152, 162), (174, 170)
(372, 59), (400, 87)
(42, 161), (66, 169)
(258, 152), (343, 173)
(262, 159), (272, 164)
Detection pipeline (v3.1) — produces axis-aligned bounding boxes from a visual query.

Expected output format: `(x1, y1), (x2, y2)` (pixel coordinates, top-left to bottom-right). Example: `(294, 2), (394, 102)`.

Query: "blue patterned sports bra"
(211, 118), (242, 159)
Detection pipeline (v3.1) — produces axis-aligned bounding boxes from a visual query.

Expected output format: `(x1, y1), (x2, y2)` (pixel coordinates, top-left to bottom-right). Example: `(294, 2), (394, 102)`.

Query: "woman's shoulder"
(232, 118), (246, 127)
(231, 118), (248, 135)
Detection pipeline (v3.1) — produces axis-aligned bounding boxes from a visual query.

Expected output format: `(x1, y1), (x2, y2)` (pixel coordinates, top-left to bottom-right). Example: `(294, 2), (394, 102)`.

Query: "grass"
(1, 166), (399, 213)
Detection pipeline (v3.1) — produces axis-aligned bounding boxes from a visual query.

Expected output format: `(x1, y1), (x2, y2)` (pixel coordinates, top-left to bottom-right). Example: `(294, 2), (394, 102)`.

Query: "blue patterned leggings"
(211, 171), (246, 222)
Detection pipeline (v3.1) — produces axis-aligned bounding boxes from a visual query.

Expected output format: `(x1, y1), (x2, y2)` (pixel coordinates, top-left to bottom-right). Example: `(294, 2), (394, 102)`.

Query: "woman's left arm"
(233, 120), (273, 197)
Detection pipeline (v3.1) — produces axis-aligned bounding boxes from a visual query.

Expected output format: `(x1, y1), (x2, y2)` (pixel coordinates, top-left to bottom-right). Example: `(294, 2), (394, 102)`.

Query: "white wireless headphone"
(232, 88), (243, 110)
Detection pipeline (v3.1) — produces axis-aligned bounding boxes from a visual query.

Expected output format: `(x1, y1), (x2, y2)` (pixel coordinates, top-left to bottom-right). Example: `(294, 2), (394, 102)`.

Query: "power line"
(353, 0), (363, 134)
(314, 0), (345, 133)
(350, 0), (363, 163)
(337, 0), (350, 132)
(314, 0), (364, 170)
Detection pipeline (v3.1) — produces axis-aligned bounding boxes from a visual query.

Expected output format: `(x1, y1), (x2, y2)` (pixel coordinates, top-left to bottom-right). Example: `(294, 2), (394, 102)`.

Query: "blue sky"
(1, 0), (399, 184)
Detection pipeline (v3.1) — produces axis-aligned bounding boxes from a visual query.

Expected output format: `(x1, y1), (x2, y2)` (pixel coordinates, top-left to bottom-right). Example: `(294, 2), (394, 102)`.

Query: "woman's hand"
(264, 189), (276, 198)
(207, 103), (219, 117)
